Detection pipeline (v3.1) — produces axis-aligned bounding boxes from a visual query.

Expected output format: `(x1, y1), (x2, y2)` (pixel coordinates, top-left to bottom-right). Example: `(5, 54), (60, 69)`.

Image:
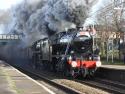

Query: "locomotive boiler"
(31, 27), (101, 78)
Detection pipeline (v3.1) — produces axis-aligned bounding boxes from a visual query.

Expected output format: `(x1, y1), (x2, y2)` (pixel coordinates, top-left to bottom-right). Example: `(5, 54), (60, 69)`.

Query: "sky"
(0, 0), (24, 34)
(0, 0), (23, 10)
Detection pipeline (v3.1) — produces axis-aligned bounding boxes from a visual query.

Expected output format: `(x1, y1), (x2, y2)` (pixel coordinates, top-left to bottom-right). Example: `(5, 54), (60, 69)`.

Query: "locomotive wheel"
(31, 60), (37, 69)
(89, 69), (95, 77)
(81, 67), (87, 78)
(32, 55), (38, 69)
(63, 69), (70, 77)
(70, 69), (78, 78)
(32, 62), (37, 69)
(50, 62), (55, 71)
(70, 69), (75, 77)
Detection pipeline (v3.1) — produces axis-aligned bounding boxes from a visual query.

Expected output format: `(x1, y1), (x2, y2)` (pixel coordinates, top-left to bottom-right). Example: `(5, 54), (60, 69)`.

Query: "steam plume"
(9, 0), (88, 46)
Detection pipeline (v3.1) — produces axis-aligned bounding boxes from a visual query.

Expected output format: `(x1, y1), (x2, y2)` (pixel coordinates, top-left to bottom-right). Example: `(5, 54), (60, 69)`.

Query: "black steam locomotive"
(31, 27), (101, 78)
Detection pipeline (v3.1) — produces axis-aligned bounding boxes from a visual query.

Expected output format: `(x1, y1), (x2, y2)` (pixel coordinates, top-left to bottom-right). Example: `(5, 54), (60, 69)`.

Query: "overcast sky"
(0, 0), (24, 34)
(0, 0), (23, 10)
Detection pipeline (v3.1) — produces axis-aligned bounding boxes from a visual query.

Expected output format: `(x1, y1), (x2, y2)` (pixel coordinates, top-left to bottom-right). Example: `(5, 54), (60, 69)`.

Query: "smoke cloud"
(8, 0), (88, 46)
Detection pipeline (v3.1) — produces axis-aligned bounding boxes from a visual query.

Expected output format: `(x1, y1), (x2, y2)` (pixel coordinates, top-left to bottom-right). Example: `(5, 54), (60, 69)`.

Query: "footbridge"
(0, 34), (22, 45)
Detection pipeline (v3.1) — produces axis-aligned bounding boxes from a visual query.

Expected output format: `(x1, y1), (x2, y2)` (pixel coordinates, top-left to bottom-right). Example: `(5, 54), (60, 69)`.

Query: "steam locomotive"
(31, 27), (101, 78)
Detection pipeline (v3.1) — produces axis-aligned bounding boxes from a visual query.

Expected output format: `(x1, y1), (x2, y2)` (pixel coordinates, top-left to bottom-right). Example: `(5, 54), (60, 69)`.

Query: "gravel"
(35, 70), (110, 94)
(53, 79), (109, 94)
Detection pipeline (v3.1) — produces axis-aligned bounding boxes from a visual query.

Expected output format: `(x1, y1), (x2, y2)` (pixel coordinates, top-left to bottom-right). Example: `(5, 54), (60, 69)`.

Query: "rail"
(11, 64), (83, 94)
(74, 78), (125, 94)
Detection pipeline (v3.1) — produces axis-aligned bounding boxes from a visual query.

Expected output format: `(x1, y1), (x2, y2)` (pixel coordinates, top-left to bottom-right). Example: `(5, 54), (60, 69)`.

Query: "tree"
(96, 1), (125, 60)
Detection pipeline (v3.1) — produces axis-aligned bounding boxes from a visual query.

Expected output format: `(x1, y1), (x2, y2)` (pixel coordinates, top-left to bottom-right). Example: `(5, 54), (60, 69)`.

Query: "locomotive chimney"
(76, 24), (83, 30)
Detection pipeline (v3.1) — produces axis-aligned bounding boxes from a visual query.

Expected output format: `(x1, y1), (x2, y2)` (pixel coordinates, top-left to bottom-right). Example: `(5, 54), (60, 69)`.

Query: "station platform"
(101, 65), (125, 70)
(0, 60), (54, 94)
(96, 64), (125, 84)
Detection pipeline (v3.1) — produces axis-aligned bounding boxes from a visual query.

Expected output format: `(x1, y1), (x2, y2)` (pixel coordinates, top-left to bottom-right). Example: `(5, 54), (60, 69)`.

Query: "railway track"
(12, 65), (82, 94)
(74, 77), (125, 94)
(9, 62), (125, 94)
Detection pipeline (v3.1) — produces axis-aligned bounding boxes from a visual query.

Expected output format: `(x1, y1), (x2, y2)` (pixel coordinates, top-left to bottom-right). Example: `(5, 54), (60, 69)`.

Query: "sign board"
(108, 39), (113, 51)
